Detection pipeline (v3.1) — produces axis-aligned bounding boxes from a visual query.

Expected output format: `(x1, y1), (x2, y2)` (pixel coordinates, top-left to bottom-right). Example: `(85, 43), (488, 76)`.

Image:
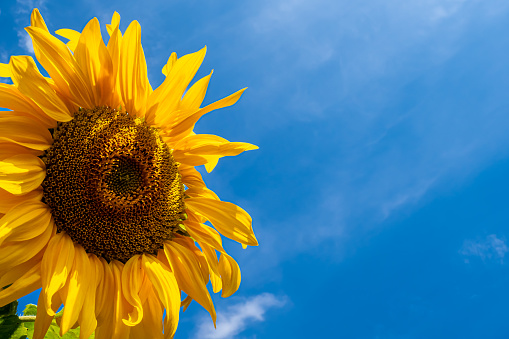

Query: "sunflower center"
(41, 106), (187, 263)
(104, 157), (144, 196)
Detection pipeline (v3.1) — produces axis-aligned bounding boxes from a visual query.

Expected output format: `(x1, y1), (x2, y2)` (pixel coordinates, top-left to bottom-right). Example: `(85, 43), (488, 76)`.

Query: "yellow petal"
(218, 252), (241, 298)
(146, 47), (206, 126)
(198, 241), (222, 293)
(30, 8), (49, 31)
(106, 12), (121, 36)
(0, 154), (45, 195)
(10, 55), (72, 122)
(106, 22), (122, 110)
(0, 115), (53, 151)
(0, 217), (54, 273)
(74, 18), (115, 107)
(185, 221), (223, 251)
(128, 283), (164, 339)
(184, 222), (226, 294)
(78, 254), (100, 339)
(185, 198), (258, 246)
(59, 245), (92, 336)
(55, 28), (81, 52)
(161, 52), (177, 76)
(120, 20), (151, 118)
(180, 70), (213, 112)
(185, 187), (220, 201)
(179, 164), (206, 189)
(96, 257), (114, 324)
(0, 200), (51, 246)
(141, 254), (180, 339)
(164, 240), (216, 324)
(163, 88), (246, 142)
(41, 232), (75, 316)
(0, 247), (44, 288)
(111, 260), (132, 339)
(0, 187), (42, 214)
(25, 26), (94, 109)
(0, 261), (41, 307)
(32, 289), (56, 339)
(0, 83), (55, 128)
(172, 134), (258, 169)
(181, 295), (193, 311)
(204, 156), (220, 173)
(121, 255), (144, 326)
(0, 63), (11, 78)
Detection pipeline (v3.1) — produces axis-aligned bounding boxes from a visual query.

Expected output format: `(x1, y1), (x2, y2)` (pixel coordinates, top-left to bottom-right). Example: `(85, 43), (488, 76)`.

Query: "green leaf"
(23, 321), (34, 339)
(0, 314), (28, 339)
(0, 299), (18, 317)
(21, 304), (95, 339)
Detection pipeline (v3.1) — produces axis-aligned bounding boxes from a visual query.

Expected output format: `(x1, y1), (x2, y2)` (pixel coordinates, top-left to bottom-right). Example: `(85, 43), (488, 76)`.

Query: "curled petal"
(121, 255), (144, 326)
(111, 260), (132, 338)
(33, 290), (57, 339)
(59, 245), (92, 336)
(78, 254), (101, 339)
(41, 232), (75, 316)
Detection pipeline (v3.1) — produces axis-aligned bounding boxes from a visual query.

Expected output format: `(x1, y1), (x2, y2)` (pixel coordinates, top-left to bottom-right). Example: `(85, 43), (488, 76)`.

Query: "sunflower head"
(0, 8), (258, 339)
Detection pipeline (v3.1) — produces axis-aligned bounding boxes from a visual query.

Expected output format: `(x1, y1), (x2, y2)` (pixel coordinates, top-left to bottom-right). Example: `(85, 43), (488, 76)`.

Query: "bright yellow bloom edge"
(0, 9), (258, 339)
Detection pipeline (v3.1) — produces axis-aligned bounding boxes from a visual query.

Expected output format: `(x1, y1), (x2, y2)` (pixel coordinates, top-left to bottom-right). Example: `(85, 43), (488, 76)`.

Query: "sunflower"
(0, 9), (258, 339)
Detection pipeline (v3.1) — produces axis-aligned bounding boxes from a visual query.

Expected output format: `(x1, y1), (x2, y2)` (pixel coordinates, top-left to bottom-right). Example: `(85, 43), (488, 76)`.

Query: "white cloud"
(17, 30), (34, 54)
(14, 0), (46, 54)
(193, 293), (287, 339)
(460, 234), (509, 263)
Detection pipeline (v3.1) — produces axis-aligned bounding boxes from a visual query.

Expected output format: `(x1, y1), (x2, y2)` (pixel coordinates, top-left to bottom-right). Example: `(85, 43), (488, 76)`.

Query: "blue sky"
(2, 0), (509, 338)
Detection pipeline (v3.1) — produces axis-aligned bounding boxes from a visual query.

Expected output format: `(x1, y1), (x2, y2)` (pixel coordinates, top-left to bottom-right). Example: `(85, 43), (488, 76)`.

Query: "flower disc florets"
(41, 106), (187, 263)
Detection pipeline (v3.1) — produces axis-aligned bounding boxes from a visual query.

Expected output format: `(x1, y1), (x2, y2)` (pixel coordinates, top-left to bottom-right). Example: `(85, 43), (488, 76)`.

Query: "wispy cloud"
(212, 0), (509, 279)
(193, 293), (287, 339)
(460, 234), (509, 263)
(14, 0), (46, 54)
(17, 30), (34, 54)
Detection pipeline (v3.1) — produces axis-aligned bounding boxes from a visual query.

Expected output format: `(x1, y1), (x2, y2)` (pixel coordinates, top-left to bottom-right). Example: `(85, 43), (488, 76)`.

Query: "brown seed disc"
(41, 106), (186, 263)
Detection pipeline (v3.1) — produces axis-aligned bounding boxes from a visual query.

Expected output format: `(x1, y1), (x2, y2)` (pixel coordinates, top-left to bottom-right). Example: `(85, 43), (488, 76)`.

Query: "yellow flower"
(0, 9), (258, 339)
